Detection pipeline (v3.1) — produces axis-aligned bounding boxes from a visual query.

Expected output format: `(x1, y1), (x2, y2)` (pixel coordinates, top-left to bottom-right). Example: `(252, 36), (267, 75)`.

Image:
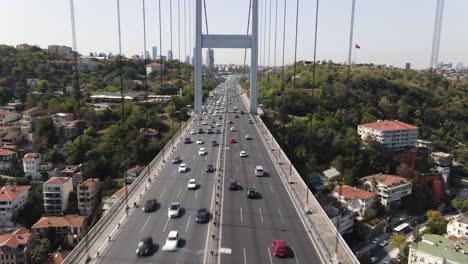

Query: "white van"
(255, 165), (264, 177)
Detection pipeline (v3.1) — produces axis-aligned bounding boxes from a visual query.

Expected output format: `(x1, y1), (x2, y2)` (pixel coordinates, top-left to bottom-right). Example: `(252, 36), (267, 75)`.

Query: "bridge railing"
(64, 115), (195, 264)
(240, 92), (358, 264)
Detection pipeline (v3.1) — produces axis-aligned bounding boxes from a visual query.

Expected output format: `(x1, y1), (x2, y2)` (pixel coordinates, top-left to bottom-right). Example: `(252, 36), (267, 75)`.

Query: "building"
(22, 153), (41, 180)
(26, 78), (39, 87)
(0, 149), (17, 171)
(45, 250), (71, 264)
(317, 195), (355, 235)
(205, 48), (214, 68)
(0, 110), (21, 127)
(16, 43), (32, 50)
(333, 185), (375, 214)
(405, 63), (411, 70)
(0, 131), (22, 146)
(0, 186), (31, 227)
(432, 152), (452, 189)
(447, 214), (468, 241)
(47, 45), (72, 56)
(357, 120), (418, 150)
(77, 178), (101, 216)
(31, 215), (85, 246)
(126, 166), (145, 178)
(20, 108), (41, 142)
(78, 58), (101, 72)
(152, 47), (157, 60)
(363, 174), (412, 206)
(167, 50), (173, 61)
(60, 165), (83, 189)
(145, 63), (163, 75)
(102, 186), (127, 216)
(43, 177), (73, 215)
(408, 234), (468, 264)
(0, 227), (33, 264)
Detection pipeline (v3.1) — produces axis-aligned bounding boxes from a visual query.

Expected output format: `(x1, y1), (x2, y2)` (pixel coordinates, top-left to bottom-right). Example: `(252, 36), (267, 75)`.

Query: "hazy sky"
(0, 0), (467, 69)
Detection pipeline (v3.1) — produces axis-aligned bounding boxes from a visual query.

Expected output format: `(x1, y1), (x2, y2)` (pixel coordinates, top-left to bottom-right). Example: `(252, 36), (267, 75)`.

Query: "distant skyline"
(1, 0), (467, 69)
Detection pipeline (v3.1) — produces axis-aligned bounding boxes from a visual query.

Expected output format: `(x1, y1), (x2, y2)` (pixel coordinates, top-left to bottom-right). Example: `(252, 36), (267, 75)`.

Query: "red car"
(229, 138), (236, 143)
(272, 240), (287, 257)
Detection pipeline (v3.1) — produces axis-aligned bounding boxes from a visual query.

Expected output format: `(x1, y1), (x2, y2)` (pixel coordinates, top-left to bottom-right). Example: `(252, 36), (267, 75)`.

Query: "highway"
(218, 77), (320, 264)
(100, 84), (227, 263)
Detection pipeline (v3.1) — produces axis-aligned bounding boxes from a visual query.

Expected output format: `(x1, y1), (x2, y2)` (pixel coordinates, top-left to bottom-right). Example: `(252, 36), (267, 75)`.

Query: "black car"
(143, 199), (157, 212)
(195, 208), (209, 223)
(246, 187), (257, 198)
(228, 179), (240, 190)
(235, 115), (239, 118)
(206, 164), (215, 172)
(207, 129), (213, 134)
(212, 140), (219, 146)
(136, 237), (153, 256)
(184, 137), (191, 144)
(240, 110), (244, 114)
(216, 130), (221, 134)
(198, 128), (204, 134)
(172, 156), (181, 164)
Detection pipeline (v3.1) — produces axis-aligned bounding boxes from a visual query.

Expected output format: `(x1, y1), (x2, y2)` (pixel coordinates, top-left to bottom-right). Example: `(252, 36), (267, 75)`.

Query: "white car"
(379, 240), (388, 247)
(240, 151), (247, 157)
(168, 203), (181, 218)
(245, 135), (252, 140)
(202, 122), (208, 125)
(216, 123), (221, 127)
(196, 139), (204, 145)
(188, 179), (197, 189)
(162, 231), (179, 251)
(198, 148), (206, 156)
(190, 129), (196, 135)
(178, 163), (187, 173)
(230, 127), (235, 132)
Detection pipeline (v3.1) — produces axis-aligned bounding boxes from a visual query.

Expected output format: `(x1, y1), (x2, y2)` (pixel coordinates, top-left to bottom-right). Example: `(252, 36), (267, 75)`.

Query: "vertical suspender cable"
(169, 0), (173, 85)
(158, 0), (163, 90)
(142, 0), (149, 134)
(69, 0), (80, 115)
(189, 0), (192, 65)
(259, 0), (263, 72)
(346, 0), (356, 90)
(267, 0), (272, 82)
(184, 0), (188, 82)
(242, 0), (252, 78)
(203, 0), (209, 34)
(281, 0), (286, 90)
(262, 0), (267, 72)
(293, 0), (299, 90)
(312, 0), (320, 101)
(178, 0), (181, 61)
(273, 0), (278, 87)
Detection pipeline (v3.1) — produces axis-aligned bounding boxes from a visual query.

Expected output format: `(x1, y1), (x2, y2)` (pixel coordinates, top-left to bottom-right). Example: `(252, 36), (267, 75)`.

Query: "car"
(162, 231), (179, 251)
(198, 148), (206, 155)
(168, 202), (181, 218)
(229, 138), (236, 143)
(228, 120), (234, 124)
(136, 237), (153, 256)
(196, 139), (204, 144)
(190, 129), (196, 135)
(216, 123), (221, 127)
(184, 138), (191, 144)
(230, 127), (236, 132)
(379, 240), (388, 247)
(195, 208), (209, 223)
(216, 129), (221, 134)
(245, 135), (252, 140)
(272, 240), (287, 257)
(198, 117), (203, 121)
(372, 238), (379, 244)
(212, 140), (219, 146)
(143, 199), (157, 212)
(228, 179), (240, 190)
(248, 119), (254, 124)
(255, 165), (264, 177)
(188, 179), (197, 189)
(178, 163), (187, 173)
(198, 128), (204, 134)
(235, 115), (239, 118)
(382, 261), (389, 264)
(207, 129), (213, 134)
(206, 164), (215, 172)
(218, 116), (222, 120)
(246, 187), (257, 198)
(371, 257), (378, 263)
(202, 122), (207, 125)
(172, 156), (181, 164)
(240, 151), (247, 157)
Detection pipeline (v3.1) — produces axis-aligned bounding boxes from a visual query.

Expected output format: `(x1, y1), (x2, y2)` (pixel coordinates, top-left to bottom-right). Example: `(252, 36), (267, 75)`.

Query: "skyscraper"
(205, 48), (214, 69)
(167, 50), (173, 61)
(152, 47), (157, 60)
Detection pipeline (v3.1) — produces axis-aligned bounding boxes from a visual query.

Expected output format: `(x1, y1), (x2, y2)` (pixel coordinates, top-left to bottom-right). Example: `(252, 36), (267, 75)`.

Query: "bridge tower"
(194, 0), (258, 114)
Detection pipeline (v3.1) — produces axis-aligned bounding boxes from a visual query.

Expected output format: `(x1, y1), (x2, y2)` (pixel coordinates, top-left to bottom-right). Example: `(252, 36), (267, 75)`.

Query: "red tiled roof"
(2, 131), (19, 140)
(0, 227), (32, 248)
(0, 149), (16, 156)
(79, 178), (100, 187)
(0, 185), (31, 201)
(23, 107), (39, 114)
(32, 215), (86, 229)
(360, 120), (417, 131)
(363, 174), (407, 185)
(335, 185), (375, 200)
(23, 152), (41, 161)
(127, 166), (145, 173)
(146, 63), (162, 67)
(45, 177), (72, 185)
(113, 186), (127, 198)
(46, 251), (71, 264)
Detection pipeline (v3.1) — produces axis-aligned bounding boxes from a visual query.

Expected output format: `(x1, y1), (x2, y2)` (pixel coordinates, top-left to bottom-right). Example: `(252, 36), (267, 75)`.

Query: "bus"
(393, 223), (410, 235)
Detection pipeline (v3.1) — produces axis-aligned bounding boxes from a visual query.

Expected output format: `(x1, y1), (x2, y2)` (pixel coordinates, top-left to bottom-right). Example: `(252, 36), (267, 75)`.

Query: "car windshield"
(170, 204), (178, 210)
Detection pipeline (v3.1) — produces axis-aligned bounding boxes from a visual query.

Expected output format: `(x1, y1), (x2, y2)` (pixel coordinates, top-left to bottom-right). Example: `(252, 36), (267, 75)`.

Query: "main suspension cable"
(293, 0), (300, 90)
(273, 0), (278, 87)
(281, 0), (286, 90)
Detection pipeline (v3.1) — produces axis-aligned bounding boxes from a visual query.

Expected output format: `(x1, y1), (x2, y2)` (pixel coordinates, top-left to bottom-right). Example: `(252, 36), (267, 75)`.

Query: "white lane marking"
(177, 186), (183, 198)
(185, 215), (191, 232)
(243, 248), (247, 264)
(162, 217), (170, 232)
(291, 247), (300, 264)
(140, 216), (151, 233)
(237, 165), (239, 172)
(240, 207), (243, 222)
(268, 183), (274, 193)
(195, 189), (199, 198)
(160, 187), (167, 199)
(253, 183), (256, 188)
(259, 208), (264, 223)
(277, 208), (285, 224)
(193, 155), (196, 160)
(267, 247), (274, 264)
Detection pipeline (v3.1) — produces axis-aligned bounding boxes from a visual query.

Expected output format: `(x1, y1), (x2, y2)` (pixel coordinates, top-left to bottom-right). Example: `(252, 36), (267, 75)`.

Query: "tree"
(452, 197), (468, 213)
(426, 210), (448, 235)
(396, 163), (417, 180)
(31, 238), (52, 264)
(389, 234), (407, 252)
(66, 191), (79, 214)
(43, 149), (64, 164)
(32, 118), (57, 153)
(363, 209), (377, 222)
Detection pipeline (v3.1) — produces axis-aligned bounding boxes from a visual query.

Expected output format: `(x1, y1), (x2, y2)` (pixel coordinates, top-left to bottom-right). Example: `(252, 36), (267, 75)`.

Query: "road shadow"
(178, 208), (186, 218)
(152, 244), (160, 255)
(285, 246), (296, 259)
(178, 239), (187, 249)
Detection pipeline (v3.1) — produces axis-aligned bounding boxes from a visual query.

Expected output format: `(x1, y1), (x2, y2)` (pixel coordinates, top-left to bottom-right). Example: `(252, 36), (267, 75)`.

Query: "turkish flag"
(355, 44), (361, 49)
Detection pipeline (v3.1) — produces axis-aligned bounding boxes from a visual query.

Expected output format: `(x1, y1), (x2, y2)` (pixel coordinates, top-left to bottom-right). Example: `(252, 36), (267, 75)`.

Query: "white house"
(408, 234), (468, 264)
(357, 120), (418, 150)
(43, 177), (73, 215)
(22, 153), (42, 180)
(333, 185), (375, 214)
(363, 174), (412, 206)
(447, 214), (468, 240)
(0, 185), (31, 227)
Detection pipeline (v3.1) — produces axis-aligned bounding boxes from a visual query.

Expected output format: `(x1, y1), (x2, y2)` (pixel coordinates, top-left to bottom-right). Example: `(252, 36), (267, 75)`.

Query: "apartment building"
(408, 234), (468, 264)
(60, 165), (83, 189)
(0, 149), (17, 171)
(47, 45), (72, 56)
(102, 186), (126, 216)
(31, 215), (85, 246)
(22, 153), (41, 180)
(447, 214), (468, 241)
(333, 185), (375, 214)
(43, 177), (73, 215)
(317, 194), (355, 235)
(19, 108), (41, 142)
(357, 120), (418, 150)
(0, 227), (33, 264)
(363, 174), (412, 206)
(77, 178), (101, 216)
(0, 186), (31, 227)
